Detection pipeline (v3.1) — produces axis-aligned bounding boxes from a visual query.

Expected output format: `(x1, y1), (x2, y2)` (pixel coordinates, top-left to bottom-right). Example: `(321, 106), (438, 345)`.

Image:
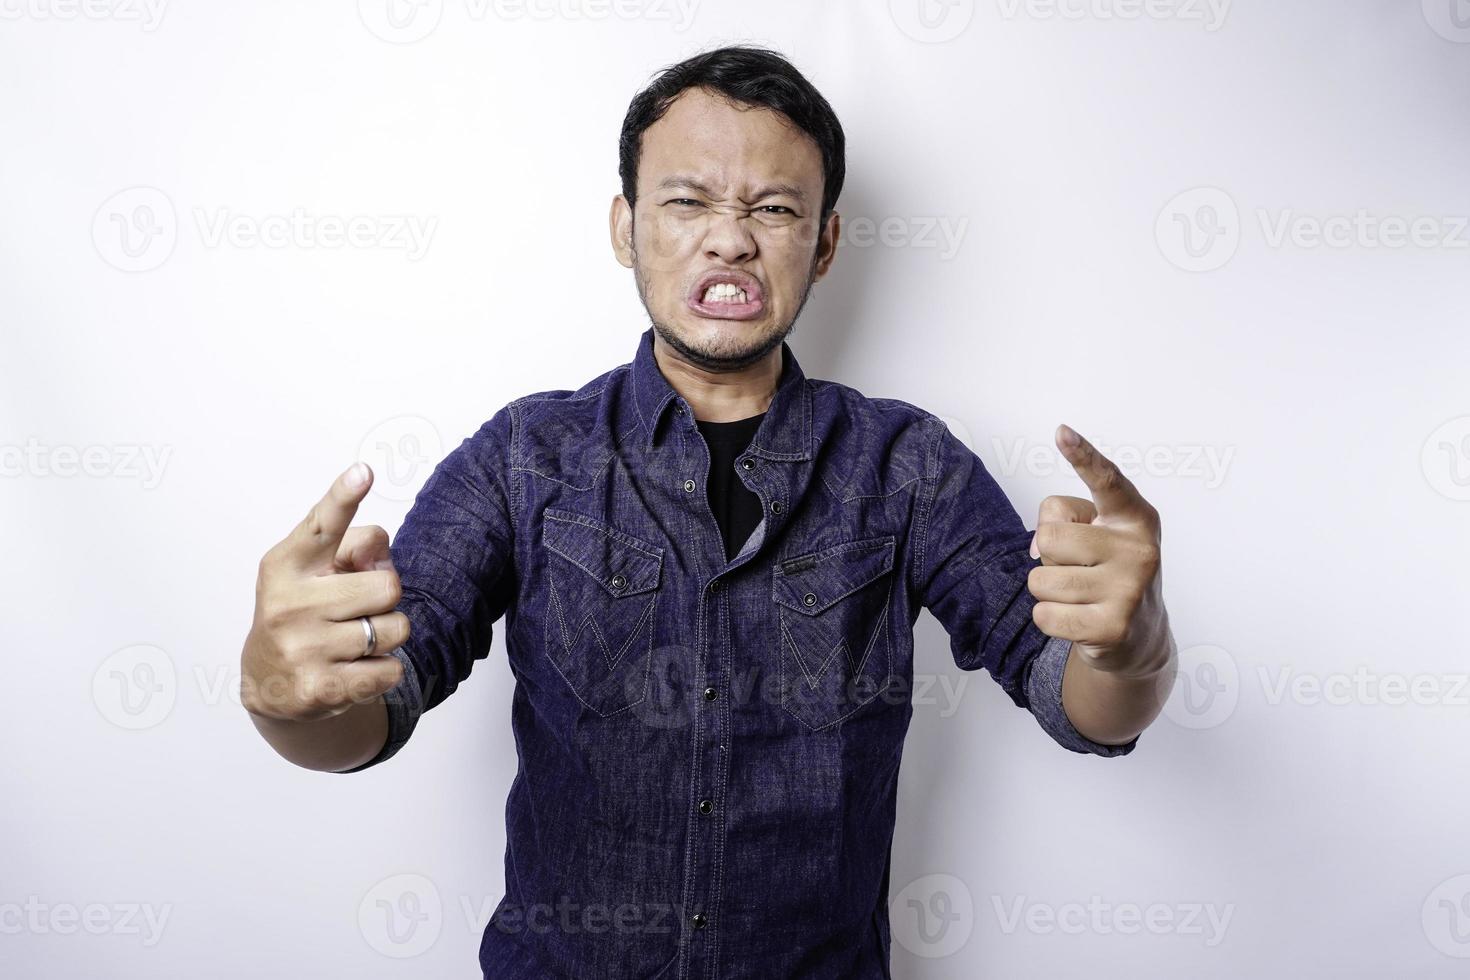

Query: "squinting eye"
(668, 199), (702, 208)
(759, 206), (794, 215)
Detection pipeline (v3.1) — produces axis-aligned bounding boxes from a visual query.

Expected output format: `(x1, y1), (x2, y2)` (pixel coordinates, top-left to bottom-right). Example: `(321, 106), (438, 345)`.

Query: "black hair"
(618, 45), (846, 226)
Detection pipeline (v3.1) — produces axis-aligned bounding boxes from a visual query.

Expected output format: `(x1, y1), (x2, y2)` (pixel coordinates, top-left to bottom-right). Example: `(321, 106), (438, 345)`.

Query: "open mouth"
(687, 270), (766, 321)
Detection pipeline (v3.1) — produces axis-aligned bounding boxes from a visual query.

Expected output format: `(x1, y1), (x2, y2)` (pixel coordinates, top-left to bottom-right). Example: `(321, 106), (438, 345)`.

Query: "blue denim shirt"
(346, 326), (1137, 979)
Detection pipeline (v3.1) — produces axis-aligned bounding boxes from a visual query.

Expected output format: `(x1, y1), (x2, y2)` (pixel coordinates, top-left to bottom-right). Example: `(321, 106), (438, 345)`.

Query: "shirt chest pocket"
(541, 508), (663, 717)
(773, 534), (897, 731)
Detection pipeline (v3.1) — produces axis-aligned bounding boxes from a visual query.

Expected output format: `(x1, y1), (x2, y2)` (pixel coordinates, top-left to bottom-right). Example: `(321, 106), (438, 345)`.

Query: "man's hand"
(241, 462), (410, 722)
(1026, 424), (1169, 679)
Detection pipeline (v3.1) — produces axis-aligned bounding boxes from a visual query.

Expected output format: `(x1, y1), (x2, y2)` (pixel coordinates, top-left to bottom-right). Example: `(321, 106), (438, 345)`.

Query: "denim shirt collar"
(629, 326), (813, 461)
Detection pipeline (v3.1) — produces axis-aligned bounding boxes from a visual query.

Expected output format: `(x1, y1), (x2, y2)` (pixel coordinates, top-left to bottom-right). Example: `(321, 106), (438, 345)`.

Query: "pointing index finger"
(283, 462), (373, 570)
(1055, 423), (1143, 518)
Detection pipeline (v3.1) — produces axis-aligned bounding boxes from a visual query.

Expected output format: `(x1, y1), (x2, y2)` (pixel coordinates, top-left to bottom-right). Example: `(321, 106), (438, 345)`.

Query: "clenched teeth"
(702, 283), (749, 304)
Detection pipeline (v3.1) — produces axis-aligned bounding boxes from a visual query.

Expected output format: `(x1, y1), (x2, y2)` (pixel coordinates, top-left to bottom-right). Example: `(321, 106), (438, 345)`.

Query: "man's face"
(611, 86), (839, 373)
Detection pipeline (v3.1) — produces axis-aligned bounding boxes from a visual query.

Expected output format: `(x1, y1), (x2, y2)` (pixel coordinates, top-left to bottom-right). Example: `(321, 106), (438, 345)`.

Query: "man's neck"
(653, 334), (781, 423)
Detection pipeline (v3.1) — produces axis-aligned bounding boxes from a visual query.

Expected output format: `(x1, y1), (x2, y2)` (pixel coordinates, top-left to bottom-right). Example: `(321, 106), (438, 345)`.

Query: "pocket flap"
(542, 508), (663, 597)
(773, 535), (896, 615)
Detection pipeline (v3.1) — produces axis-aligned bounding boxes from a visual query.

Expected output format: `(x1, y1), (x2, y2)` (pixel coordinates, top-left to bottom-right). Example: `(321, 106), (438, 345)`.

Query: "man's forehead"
(637, 88), (823, 197)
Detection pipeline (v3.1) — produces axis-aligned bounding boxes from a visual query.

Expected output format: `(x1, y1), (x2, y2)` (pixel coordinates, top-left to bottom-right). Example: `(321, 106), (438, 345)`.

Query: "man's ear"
(812, 210), (840, 282)
(610, 195), (634, 269)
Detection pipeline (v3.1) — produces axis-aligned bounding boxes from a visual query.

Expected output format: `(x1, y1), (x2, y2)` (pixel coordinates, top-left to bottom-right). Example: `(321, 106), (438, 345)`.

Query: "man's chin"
(653, 316), (786, 372)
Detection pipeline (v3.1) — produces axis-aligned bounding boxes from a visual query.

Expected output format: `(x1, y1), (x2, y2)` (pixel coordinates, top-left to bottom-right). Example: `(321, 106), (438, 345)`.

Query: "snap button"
(683, 479), (696, 492)
(610, 573), (627, 591)
(675, 404), (685, 414)
(740, 457), (756, 470)
(703, 686), (717, 701)
(692, 912), (708, 929)
(770, 500), (783, 514)
(803, 592), (817, 607)
(698, 799), (713, 815)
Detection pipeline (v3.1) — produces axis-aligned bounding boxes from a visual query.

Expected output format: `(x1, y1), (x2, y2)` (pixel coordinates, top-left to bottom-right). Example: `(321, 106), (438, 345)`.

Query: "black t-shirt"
(696, 412), (767, 561)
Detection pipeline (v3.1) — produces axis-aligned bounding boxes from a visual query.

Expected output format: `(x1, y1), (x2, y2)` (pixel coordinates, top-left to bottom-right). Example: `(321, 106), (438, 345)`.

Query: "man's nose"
(702, 208), (758, 264)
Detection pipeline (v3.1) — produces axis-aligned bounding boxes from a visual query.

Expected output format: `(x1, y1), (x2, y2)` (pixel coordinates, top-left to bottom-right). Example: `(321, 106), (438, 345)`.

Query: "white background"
(3, 1), (1469, 977)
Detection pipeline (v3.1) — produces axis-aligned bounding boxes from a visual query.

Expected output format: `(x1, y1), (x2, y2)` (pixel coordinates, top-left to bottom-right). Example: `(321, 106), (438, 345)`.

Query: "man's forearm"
(1059, 616), (1177, 746)
(248, 698), (389, 773)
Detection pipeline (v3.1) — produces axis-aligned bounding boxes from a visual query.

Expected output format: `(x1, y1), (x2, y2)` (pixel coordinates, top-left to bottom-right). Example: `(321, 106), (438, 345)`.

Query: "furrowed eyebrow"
(655, 176), (808, 205)
(655, 176), (721, 197)
(744, 183), (807, 205)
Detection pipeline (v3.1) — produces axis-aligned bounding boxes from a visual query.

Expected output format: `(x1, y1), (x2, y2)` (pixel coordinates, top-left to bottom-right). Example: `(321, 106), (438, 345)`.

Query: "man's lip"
(687, 294), (766, 321)
(689, 270), (765, 305)
(687, 270), (766, 321)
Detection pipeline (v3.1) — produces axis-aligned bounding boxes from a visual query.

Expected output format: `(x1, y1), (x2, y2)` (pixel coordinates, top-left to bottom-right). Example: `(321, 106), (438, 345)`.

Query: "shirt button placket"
(691, 570), (730, 974)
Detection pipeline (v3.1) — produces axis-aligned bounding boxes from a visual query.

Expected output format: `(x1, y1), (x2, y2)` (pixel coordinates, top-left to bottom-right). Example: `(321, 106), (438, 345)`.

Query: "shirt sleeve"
(337, 403), (520, 772)
(915, 418), (1136, 758)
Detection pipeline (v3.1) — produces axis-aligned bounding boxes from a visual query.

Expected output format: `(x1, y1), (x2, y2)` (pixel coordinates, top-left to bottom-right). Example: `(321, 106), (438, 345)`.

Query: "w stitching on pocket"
(546, 570), (657, 673)
(540, 508), (663, 716)
(774, 535), (897, 731)
(779, 576), (892, 686)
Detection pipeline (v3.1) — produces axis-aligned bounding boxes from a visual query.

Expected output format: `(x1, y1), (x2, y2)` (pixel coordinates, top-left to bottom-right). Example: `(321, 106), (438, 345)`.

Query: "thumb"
(1029, 494), (1098, 561)
(335, 525), (394, 574)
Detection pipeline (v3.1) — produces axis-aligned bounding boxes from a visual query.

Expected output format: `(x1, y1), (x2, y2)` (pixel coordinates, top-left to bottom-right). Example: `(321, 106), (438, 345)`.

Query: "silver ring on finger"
(359, 615), (378, 658)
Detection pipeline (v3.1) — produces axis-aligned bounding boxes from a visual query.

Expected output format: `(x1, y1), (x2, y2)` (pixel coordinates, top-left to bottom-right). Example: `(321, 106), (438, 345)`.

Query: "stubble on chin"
(654, 319), (787, 374)
(630, 249), (817, 375)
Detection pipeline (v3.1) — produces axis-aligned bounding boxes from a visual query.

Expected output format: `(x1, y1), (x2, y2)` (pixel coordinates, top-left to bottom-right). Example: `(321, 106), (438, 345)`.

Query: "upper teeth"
(703, 283), (748, 304)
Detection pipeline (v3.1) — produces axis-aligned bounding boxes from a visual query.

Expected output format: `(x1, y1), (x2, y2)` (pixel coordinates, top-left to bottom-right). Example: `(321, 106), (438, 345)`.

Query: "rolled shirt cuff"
(1025, 634), (1140, 757)
(333, 646), (424, 773)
